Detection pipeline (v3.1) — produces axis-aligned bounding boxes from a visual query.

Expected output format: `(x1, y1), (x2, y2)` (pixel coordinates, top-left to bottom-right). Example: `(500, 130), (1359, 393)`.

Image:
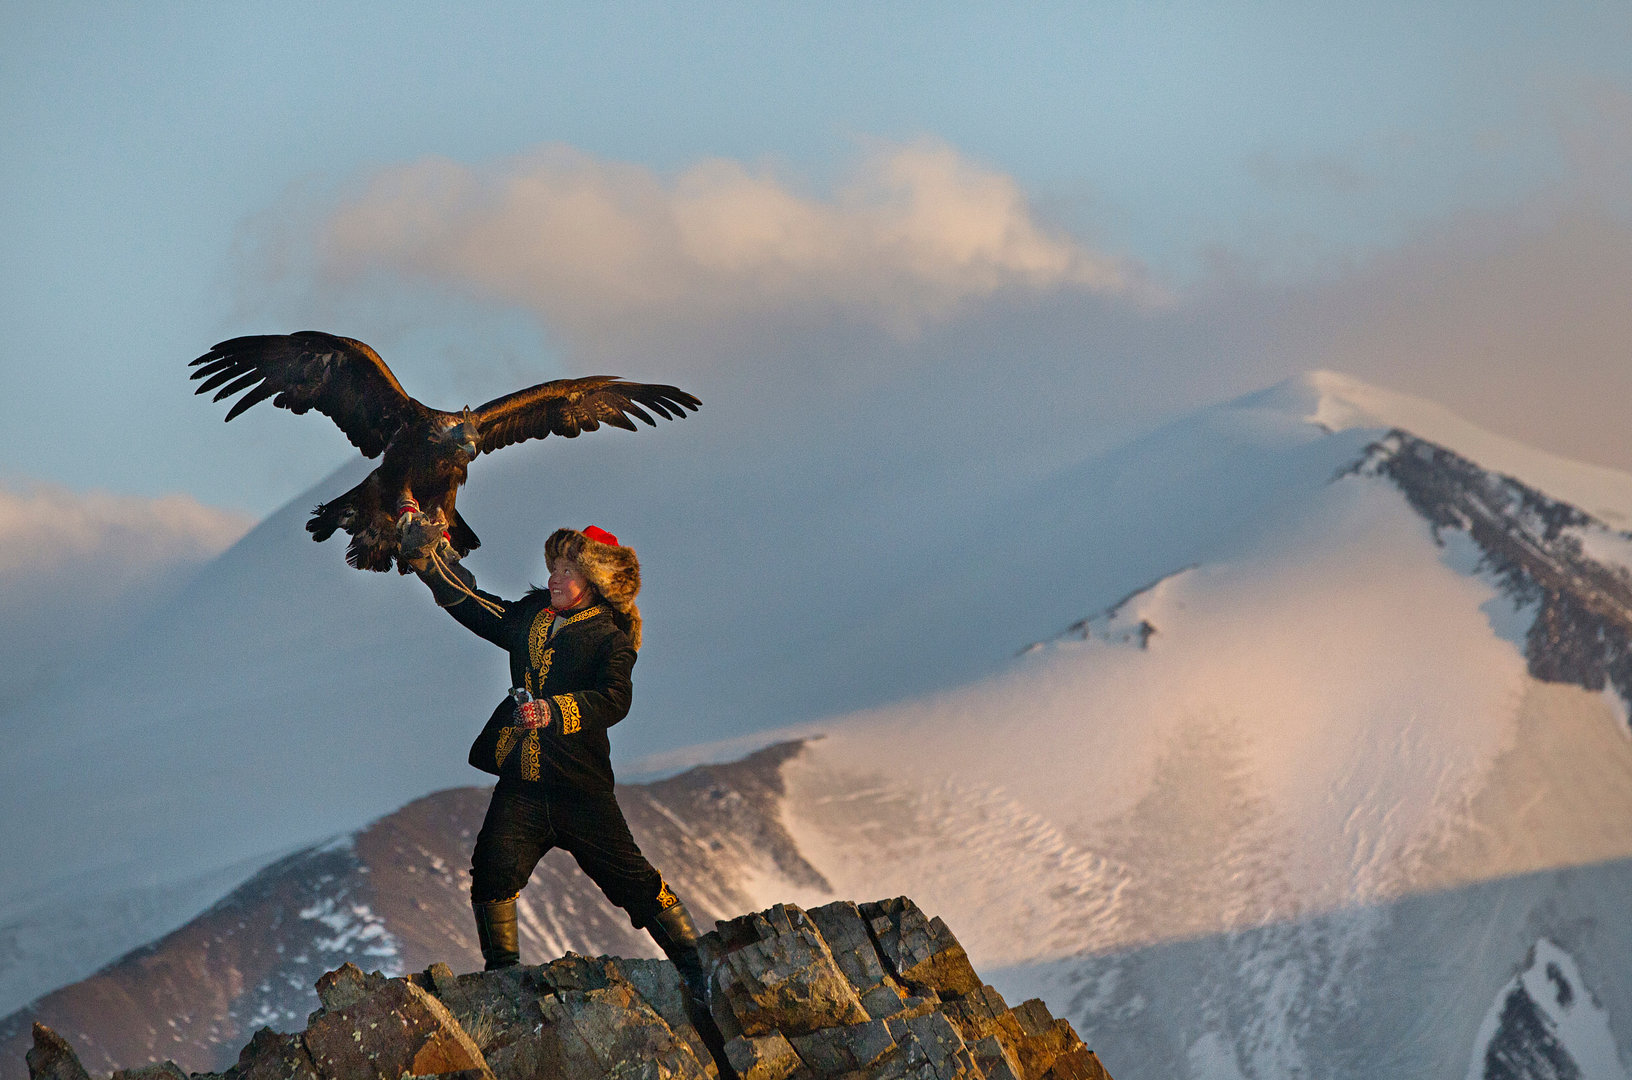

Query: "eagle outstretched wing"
(189, 332), (427, 458)
(471, 376), (702, 455)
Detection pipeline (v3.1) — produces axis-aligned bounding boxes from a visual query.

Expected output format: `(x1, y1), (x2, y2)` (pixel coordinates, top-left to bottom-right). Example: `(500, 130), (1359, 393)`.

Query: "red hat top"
(582, 525), (619, 547)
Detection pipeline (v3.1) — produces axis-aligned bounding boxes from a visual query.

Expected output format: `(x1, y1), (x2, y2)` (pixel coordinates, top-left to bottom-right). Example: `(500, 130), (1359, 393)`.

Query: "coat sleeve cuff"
(417, 559), (478, 607)
(551, 694), (583, 734)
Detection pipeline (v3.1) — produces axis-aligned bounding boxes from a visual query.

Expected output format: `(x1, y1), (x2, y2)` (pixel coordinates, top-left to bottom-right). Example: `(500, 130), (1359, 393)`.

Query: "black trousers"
(470, 781), (671, 928)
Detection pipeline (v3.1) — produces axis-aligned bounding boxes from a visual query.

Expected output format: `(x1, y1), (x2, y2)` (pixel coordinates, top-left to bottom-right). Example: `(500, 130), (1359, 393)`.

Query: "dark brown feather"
(190, 331), (426, 458)
(470, 376), (701, 455)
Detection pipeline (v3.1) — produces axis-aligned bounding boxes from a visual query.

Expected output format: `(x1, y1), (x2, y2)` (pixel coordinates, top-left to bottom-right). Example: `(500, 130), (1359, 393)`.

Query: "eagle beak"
(460, 441), (477, 457)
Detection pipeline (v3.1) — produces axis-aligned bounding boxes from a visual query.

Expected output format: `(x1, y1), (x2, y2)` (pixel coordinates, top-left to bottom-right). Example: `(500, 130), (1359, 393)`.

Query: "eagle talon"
(397, 510), (453, 573)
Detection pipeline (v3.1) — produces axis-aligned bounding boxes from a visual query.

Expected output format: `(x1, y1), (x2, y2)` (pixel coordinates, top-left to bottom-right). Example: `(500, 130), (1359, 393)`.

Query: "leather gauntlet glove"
(397, 508), (451, 572)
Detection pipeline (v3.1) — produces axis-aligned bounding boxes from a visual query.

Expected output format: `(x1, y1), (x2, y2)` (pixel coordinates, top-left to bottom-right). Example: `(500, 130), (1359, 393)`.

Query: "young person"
(401, 519), (710, 1004)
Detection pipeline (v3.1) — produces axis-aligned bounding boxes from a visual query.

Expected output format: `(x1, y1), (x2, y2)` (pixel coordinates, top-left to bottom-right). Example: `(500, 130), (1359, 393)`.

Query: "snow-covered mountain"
(5, 371), (1632, 1078)
(767, 375), (1632, 1078)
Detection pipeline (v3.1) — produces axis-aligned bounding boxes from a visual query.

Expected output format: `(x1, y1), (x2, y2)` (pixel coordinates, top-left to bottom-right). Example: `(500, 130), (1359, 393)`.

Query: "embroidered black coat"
(444, 584), (636, 798)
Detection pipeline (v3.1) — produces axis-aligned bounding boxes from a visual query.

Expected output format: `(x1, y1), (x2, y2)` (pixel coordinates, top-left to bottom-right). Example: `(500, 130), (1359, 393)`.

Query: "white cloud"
(0, 482), (253, 709)
(310, 140), (1151, 348)
(246, 110), (1632, 488)
(0, 483), (252, 577)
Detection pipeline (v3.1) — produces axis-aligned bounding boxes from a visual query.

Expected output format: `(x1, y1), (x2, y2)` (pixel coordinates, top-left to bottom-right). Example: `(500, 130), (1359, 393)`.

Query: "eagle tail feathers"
(307, 501), (343, 542)
(346, 536), (395, 572)
(450, 511), (481, 556)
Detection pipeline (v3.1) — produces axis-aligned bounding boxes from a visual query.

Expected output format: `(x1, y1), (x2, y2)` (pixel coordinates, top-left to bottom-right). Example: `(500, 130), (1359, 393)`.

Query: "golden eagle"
(191, 331), (699, 572)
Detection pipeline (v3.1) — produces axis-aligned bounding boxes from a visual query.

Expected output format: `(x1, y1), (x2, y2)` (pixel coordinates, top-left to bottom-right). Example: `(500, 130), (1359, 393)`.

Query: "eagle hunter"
(191, 331), (699, 573)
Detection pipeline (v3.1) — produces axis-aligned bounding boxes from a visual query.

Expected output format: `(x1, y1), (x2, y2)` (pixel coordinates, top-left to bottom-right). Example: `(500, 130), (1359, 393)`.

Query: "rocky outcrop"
(26, 899), (1112, 1080)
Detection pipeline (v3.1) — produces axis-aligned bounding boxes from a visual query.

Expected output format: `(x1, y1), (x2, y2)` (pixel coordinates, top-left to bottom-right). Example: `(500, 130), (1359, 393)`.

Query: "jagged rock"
(613, 959), (718, 1066)
(471, 962), (708, 1080)
(943, 985), (1112, 1080)
(723, 1032), (802, 1080)
(804, 902), (905, 1020)
(313, 963), (389, 1014)
(227, 1027), (319, 1080)
(417, 956), (714, 1080)
(24, 898), (1114, 1080)
(966, 1036), (1022, 1080)
(709, 905), (872, 1039)
(24, 1028), (88, 1080)
(987, 999), (1103, 1080)
(533, 976), (708, 1080)
(860, 898), (982, 1002)
(787, 1019), (896, 1075)
(302, 975), (490, 1080)
(107, 1065), (185, 1080)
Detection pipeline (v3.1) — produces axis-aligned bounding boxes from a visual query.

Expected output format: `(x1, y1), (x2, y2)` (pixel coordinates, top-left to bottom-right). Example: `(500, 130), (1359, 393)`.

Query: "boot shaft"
(472, 898), (520, 970)
(648, 899), (710, 1002)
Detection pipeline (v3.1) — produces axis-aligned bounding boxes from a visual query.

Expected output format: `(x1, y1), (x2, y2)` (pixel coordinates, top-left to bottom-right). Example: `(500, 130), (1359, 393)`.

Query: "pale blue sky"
(3, 3), (1630, 515)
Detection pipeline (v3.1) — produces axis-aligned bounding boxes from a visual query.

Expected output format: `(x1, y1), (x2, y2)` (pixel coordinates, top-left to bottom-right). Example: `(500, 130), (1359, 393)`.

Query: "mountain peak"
(1240, 369), (1496, 441)
(1233, 371), (1632, 528)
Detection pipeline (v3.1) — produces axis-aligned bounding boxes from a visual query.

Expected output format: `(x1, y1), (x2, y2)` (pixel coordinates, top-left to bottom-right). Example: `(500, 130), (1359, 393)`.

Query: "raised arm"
(402, 512), (511, 645)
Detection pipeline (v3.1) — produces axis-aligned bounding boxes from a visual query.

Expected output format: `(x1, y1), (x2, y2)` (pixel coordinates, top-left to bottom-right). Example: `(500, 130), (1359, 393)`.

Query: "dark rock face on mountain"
(1482, 982), (1583, 1080)
(1352, 430), (1632, 721)
(25, 898), (1113, 1080)
(0, 743), (828, 1080)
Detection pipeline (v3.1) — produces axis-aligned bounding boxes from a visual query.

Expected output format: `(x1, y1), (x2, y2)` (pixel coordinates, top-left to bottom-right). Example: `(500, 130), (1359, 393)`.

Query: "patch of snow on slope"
(1435, 527), (1542, 650)
(1571, 526), (1632, 575)
(297, 897), (399, 965)
(782, 760), (1125, 968)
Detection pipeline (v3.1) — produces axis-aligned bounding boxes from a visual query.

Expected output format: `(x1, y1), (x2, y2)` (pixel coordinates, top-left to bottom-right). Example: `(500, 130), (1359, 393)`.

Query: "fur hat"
(544, 527), (642, 650)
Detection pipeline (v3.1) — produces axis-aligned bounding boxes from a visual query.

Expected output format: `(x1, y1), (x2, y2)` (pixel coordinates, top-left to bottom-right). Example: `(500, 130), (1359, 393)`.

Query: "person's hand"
(515, 700), (552, 730)
(398, 509), (451, 570)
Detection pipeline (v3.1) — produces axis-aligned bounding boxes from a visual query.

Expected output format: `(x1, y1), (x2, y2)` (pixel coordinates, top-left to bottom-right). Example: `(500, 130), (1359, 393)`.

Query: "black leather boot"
(649, 900), (710, 1004)
(472, 897), (520, 970)
(649, 900), (736, 1079)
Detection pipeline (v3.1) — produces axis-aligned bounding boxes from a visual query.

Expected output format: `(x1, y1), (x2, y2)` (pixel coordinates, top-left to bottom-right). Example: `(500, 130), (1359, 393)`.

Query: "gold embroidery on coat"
(553, 694), (582, 734)
(521, 730), (541, 781)
(656, 880), (680, 909)
(528, 609), (556, 672)
(528, 606), (602, 693)
(559, 604), (604, 629)
(494, 726), (519, 768)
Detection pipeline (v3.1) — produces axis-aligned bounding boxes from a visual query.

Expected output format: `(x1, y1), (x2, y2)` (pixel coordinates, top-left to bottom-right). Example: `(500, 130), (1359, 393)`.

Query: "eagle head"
(431, 408), (480, 461)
